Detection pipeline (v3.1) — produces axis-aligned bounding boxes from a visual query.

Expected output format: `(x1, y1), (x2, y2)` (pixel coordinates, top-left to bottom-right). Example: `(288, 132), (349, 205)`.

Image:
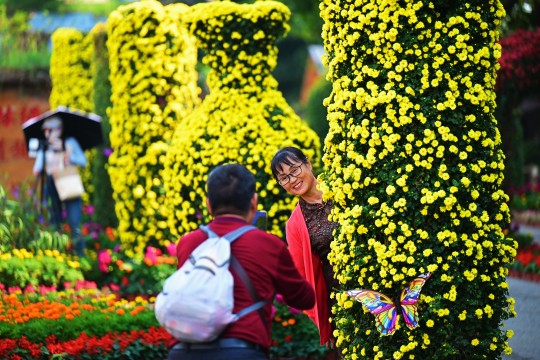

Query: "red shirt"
(174, 216), (316, 350)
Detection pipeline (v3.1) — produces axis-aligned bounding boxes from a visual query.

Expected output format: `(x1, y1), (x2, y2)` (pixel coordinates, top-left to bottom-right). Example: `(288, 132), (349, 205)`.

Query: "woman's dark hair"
(206, 163), (255, 216)
(271, 147), (308, 179)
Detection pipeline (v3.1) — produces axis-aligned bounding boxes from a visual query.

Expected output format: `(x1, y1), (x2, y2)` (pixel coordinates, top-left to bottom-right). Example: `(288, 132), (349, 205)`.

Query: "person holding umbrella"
(32, 116), (87, 257)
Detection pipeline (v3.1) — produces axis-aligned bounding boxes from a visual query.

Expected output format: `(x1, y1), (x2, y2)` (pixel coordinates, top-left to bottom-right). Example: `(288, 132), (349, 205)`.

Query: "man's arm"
(275, 245), (316, 310)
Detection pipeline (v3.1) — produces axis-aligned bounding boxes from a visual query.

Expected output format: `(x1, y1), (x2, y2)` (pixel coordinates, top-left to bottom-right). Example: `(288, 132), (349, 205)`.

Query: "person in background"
(271, 147), (339, 350)
(33, 116), (87, 257)
(168, 163), (315, 360)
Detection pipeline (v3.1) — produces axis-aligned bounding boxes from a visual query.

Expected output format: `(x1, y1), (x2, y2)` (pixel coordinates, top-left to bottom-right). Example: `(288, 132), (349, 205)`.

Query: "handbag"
(52, 166), (85, 201)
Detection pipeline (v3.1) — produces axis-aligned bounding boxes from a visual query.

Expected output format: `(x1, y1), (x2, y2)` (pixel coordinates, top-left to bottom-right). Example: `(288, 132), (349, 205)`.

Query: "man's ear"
(245, 193), (258, 224)
(206, 198), (213, 216)
(251, 193), (258, 212)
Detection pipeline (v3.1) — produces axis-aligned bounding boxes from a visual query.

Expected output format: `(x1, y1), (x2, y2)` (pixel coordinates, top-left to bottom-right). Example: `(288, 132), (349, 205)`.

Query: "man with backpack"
(166, 163), (316, 360)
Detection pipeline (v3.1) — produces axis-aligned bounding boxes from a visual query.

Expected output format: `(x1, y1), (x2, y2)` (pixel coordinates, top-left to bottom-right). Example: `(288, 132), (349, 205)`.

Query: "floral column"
(163, 1), (320, 238)
(319, 0), (518, 358)
(107, 1), (201, 256)
(49, 28), (95, 201)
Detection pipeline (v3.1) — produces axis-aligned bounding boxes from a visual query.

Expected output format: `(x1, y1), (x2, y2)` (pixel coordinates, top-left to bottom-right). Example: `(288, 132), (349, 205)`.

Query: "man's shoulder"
(241, 228), (286, 250)
(178, 228), (207, 249)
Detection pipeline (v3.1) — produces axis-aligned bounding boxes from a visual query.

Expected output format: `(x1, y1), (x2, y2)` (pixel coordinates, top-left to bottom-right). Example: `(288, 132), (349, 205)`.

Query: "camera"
(28, 138), (46, 158)
(252, 211), (267, 230)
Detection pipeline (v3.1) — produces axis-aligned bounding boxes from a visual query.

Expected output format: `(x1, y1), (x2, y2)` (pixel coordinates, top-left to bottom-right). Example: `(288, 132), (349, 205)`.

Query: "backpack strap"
(223, 225), (257, 243)
(199, 224), (271, 324)
(199, 224), (256, 243)
(230, 256), (273, 323)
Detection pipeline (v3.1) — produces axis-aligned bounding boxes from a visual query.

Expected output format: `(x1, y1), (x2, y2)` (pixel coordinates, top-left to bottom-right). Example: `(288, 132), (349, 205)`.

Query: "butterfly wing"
(346, 289), (398, 335)
(399, 272), (432, 329)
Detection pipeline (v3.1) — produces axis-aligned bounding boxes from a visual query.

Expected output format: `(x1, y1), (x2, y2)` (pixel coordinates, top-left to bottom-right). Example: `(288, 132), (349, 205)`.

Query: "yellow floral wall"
(162, 1), (320, 239)
(319, 0), (518, 358)
(107, 1), (201, 257)
(49, 28), (96, 201)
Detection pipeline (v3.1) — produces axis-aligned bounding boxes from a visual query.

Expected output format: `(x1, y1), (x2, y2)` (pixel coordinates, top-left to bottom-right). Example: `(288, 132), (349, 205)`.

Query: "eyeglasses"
(277, 164), (303, 186)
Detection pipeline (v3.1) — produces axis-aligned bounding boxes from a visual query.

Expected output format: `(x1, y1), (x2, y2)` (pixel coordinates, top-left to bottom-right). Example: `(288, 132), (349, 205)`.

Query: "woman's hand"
(64, 151), (71, 166)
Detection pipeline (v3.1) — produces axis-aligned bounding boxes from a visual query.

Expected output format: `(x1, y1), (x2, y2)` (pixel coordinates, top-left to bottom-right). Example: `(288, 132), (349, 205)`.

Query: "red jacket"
(286, 204), (333, 344)
(174, 216), (316, 350)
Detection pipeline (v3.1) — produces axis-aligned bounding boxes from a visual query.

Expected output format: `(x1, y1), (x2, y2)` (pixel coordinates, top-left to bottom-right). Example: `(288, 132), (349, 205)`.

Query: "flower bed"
(508, 242), (540, 283)
(0, 284), (171, 359)
(0, 281), (328, 359)
(511, 210), (540, 227)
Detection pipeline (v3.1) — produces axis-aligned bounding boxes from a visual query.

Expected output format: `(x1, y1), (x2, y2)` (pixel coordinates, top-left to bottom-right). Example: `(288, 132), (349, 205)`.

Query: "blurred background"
(0, 0), (539, 193)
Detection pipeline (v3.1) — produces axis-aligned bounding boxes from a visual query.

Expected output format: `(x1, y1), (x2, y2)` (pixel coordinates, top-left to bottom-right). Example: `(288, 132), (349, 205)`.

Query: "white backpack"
(154, 225), (267, 343)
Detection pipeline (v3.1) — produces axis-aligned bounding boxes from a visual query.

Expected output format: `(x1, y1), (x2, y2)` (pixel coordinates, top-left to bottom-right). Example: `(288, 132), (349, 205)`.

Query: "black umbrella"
(22, 105), (104, 151)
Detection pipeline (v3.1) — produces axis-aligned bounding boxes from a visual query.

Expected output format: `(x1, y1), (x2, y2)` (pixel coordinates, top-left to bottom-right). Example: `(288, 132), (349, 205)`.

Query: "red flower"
(284, 335), (292, 342)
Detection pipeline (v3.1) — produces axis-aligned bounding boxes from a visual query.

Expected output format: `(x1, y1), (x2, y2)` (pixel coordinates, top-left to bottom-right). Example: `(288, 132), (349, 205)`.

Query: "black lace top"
(299, 198), (339, 316)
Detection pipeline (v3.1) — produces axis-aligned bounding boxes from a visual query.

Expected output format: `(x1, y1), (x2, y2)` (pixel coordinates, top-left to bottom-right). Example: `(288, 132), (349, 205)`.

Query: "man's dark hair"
(207, 164), (256, 216)
(271, 147), (308, 179)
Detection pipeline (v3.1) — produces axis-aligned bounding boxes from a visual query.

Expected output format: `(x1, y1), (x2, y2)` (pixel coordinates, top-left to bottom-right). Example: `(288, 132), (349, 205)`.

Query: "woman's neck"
(301, 182), (323, 205)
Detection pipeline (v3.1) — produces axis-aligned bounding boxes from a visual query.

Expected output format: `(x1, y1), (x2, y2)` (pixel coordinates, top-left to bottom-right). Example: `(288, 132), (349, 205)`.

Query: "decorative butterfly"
(346, 272), (432, 336)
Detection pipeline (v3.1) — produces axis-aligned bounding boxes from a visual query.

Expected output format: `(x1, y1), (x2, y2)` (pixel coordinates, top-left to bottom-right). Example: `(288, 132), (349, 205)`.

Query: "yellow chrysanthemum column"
(49, 28), (96, 202)
(163, 1), (320, 239)
(49, 28), (94, 112)
(107, 1), (201, 256)
(319, 1), (518, 358)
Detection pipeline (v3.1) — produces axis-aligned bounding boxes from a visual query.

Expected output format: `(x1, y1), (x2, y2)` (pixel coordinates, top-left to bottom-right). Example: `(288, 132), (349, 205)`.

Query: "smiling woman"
(271, 146), (339, 351)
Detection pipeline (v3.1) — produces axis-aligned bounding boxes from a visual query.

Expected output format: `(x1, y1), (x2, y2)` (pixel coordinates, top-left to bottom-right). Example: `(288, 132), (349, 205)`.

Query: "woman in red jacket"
(271, 147), (338, 351)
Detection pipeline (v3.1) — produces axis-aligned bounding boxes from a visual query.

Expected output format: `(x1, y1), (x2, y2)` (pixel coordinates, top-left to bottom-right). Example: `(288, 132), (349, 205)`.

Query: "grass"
(0, 1), (126, 71)
(0, 48), (51, 70)
(58, 0), (126, 17)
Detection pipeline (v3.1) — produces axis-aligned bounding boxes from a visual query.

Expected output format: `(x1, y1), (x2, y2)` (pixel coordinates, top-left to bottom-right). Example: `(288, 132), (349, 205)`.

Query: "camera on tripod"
(27, 137), (63, 158)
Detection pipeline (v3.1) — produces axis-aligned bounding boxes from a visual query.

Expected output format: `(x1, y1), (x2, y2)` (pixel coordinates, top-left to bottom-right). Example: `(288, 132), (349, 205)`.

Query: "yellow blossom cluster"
(49, 29), (94, 113)
(49, 28), (96, 201)
(106, 1), (201, 257)
(162, 1), (320, 238)
(319, 0), (517, 358)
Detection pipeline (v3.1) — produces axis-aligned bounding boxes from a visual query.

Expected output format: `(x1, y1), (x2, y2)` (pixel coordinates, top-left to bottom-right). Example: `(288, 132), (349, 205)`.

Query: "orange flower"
(105, 227), (115, 240)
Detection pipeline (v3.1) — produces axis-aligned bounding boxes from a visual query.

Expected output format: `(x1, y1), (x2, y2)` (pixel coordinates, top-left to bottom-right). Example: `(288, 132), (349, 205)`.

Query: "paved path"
(503, 224), (540, 360)
(517, 224), (540, 244)
(502, 277), (540, 360)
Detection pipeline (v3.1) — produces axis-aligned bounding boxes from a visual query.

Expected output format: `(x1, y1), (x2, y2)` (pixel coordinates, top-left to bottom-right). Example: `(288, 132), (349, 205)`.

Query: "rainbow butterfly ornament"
(346, 272), (432, 336)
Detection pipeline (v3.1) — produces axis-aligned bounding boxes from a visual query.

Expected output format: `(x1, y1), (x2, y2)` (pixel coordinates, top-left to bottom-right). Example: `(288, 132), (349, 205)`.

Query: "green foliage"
(512, 231), (534, 249)
(0, 250), (87, 289)
(58, 0), (123, 17)
(1, 309), (159, 343)
(499, 108), (525, 190)
(0, 289), (165, 360)
(279, 0), (324, 43)
(0, 5), (50, 69)
(511, 189), (540, 210)
(0, 183), (70, 253)
(274, 37), (309, 105)
(83, 253), (175, 297)
(304, 76), (332, 153)
(39, 340), (169, 360)
(271, 298), (329, 359)
(4, 0), (61, 15)
(501, 0), (540, 33)
(91, 23), (117, 228)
